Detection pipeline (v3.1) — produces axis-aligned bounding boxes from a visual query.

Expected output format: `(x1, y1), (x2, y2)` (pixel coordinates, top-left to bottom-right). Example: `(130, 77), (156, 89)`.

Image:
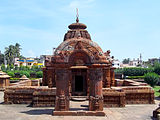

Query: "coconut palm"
(4, 43), (22, 65)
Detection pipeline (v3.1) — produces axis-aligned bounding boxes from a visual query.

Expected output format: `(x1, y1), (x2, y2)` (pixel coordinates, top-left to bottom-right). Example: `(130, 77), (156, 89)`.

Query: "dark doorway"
(75, 75), (83, 92)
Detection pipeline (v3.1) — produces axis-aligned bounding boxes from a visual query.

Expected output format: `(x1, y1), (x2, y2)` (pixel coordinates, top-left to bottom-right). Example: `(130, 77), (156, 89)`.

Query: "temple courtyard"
(0, 92), (159, 120)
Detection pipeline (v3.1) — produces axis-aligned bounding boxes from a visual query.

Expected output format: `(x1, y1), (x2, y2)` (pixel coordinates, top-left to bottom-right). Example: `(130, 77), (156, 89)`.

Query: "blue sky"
(0, 0), (160, 61)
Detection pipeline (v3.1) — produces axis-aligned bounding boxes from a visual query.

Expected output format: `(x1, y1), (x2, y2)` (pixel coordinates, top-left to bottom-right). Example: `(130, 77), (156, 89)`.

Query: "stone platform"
(53, 111), (106, 116)
(0, 92), (159, 120)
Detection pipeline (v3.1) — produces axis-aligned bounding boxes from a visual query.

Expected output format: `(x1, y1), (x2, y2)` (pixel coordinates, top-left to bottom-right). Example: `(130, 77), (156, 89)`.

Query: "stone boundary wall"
(4, 86), (37, 104)
(103, 86), (154, 107)
(4, 79), (154, 108)
(121, 86), (154, 104)
(102, 88), (125, 107)
(4, 86), (56, 107)
(33, 87), (56, 107)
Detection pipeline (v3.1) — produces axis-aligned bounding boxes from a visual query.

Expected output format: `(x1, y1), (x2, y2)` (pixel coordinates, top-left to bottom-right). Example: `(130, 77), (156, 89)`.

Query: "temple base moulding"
(53, 111), (106, 116)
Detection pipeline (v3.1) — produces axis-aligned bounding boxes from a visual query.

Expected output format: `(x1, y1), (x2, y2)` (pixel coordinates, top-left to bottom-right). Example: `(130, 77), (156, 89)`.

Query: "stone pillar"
(105, 68), (111, 88)
(110, 67), (116, 87)
(47, 69), (52, 88)
(55, 69), (69, 111)
(89, 68), (103, 111)
(52, 69), (56, 87)
(42, 67), (47, 86)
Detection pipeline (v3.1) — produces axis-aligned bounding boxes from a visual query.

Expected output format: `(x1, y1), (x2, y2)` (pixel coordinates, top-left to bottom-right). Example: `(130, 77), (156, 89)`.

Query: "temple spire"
(76, 8), (79, 23)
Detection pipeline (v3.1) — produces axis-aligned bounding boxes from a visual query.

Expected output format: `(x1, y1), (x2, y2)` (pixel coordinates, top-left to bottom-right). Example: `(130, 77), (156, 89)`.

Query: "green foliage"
(115, 67), (154, 76)
(4, 43), (21, 65)
(15, 66), (19, 70)
(31, 65), (41, 71)
(122, 58), (130, 64)
(36, 71), (43, 78)
(10, 64), (14, 70)
(6, 64), (10, 71)
(123, 67), (153, 76)
(154, 62), (160, 75)
(114, 68), (123, 74)
(153, 86), (160, 97)
(144, 72), (159, 87)
(0, 53), (4, 65)
(127, 76), (144, 79)
(1, 64), (6, 71)
(10, 78), (19, 80)
(18, 71), (30, 78)
(7, 71), (15, 77)
(1, 64), (43, 78)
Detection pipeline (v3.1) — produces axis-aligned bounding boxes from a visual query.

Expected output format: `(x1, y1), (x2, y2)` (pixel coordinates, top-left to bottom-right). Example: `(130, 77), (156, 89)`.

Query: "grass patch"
(153, 86), (160, 97)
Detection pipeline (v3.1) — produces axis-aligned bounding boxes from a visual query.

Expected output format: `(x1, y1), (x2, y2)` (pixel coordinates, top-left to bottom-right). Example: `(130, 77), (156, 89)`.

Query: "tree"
(10, 64), (14, 70)
(1, 64), (5, 71)
(154, 62), (160, 75)
(4, 43), (22, 65)
(6, 64), (10, 71)
(122, 58), (130, 64)
(15, 43), (21, 58)
(0, 52), (4, 65)
(144, 72), (159, 87)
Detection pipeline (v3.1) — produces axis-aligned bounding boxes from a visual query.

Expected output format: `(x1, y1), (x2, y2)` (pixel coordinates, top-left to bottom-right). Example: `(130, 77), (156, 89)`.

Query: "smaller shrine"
(0, 69), (10, 90)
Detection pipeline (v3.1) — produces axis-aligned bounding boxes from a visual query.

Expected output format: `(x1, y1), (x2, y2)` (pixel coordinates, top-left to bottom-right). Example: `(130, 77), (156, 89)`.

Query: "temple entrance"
(71, 68), (87, 96)
(75, 75), (83, 92)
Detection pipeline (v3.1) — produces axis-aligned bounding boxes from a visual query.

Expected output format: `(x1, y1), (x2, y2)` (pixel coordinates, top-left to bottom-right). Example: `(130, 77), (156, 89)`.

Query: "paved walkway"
(0, 92), (159, 120)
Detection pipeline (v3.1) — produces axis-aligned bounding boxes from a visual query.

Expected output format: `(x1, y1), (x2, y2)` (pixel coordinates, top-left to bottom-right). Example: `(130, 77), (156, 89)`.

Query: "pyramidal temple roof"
(64, 12), (91, 41)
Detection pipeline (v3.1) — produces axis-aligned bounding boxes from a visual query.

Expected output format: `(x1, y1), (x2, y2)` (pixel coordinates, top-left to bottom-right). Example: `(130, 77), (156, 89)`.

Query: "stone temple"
(3, 15), (155, 116)
(43, 16), (115, 112)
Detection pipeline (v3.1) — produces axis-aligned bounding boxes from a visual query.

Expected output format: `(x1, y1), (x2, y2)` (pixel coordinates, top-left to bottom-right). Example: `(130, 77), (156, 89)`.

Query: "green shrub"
(123, 67), (153, 76)
(154, 62), (160, 75)
(36, 71), (43, 78)
(31, 65), (41, 71)
(114, 68), (123, 74)
(18, 71), (30, 78)
(1, 64), (6, 71)
(7, 71), (15, 77)
(144, 72), (159, 87)
(10, 78), (20, 80)
(6, 64), (10, 71)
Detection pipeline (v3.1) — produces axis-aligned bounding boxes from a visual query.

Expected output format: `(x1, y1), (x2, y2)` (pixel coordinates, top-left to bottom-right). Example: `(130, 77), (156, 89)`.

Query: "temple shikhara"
(2, 14), (155, 116)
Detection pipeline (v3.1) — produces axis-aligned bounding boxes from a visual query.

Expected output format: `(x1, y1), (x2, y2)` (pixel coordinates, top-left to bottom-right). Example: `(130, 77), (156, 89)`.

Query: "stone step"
(70, 96), (88, 101)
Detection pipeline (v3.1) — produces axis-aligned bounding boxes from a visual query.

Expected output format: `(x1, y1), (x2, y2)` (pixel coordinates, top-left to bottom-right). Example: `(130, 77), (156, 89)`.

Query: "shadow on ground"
(21, 109), (53, 115)
(0, 102), (4, 104)
(150, 116), (158, 120)
(155, 97), (160, 101)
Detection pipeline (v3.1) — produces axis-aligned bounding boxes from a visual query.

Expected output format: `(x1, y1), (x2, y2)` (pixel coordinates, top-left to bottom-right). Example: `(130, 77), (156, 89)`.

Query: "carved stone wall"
(4, 86), (56, 107)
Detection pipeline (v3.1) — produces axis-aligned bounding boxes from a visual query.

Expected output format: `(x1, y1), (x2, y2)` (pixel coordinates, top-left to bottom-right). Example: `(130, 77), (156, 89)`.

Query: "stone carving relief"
(53, 39), (110, 64)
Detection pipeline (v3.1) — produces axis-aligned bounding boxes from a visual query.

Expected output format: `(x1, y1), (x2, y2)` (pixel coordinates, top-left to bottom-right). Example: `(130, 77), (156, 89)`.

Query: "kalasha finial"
(76, 8), (79, 23)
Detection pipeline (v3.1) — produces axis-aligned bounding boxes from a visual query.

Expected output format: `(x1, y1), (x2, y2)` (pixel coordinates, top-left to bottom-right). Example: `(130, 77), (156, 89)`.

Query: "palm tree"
(15, 43), (21, 58)
(4, 43), (22, 65)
